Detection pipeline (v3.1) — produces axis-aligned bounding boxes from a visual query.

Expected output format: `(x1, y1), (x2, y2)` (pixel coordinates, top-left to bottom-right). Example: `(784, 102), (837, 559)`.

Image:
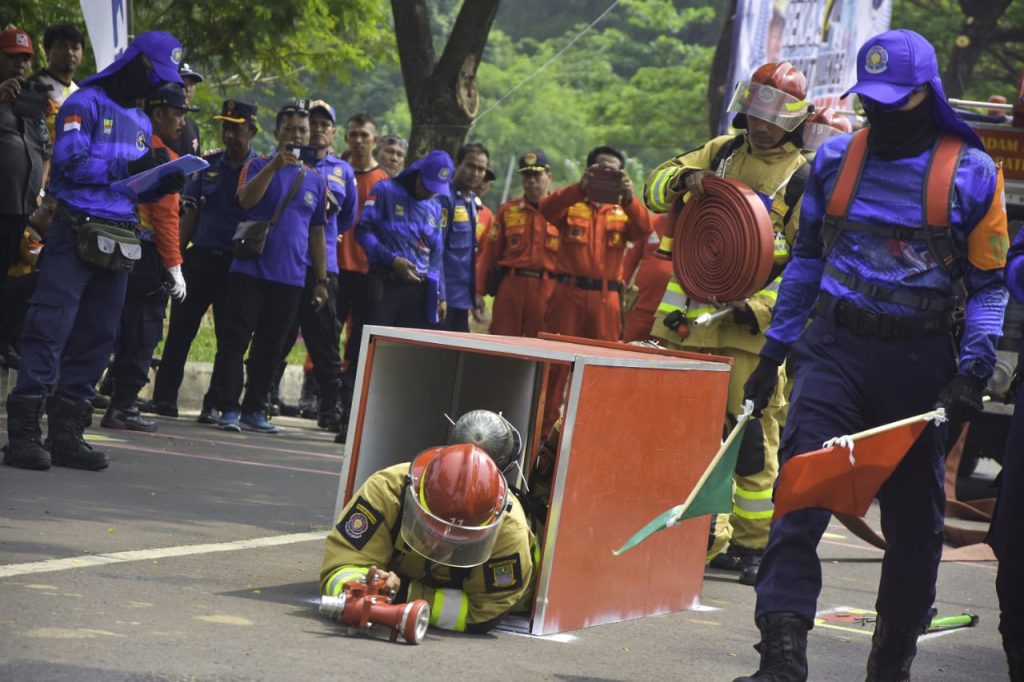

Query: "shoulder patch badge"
(483, 553), (523, 593)
(337, 496), (384, 550)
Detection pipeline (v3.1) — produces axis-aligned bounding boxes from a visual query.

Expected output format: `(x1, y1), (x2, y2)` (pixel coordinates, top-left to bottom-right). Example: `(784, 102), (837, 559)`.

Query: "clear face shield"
(802, 121), (846, 151)
(400, 468), (509, 568)
(727, 80), (809, 132)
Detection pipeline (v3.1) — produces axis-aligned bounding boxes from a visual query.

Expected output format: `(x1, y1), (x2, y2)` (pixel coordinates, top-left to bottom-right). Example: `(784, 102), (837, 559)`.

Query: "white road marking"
(0, 531), (327, 579)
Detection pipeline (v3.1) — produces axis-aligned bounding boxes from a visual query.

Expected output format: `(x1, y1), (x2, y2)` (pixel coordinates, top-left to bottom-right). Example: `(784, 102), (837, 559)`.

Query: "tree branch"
(391, 0), (435, 109)
(433, 0), (500, 84)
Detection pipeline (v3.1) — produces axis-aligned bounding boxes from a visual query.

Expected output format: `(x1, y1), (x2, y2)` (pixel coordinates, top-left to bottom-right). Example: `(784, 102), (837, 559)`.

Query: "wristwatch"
(315, 277), (329, 287)
(961, 358), (991, 381)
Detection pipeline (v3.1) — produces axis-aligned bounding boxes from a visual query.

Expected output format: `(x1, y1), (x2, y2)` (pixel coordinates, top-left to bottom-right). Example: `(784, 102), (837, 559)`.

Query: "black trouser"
(0, 271), (38, 350)
(435, 307), (470, 332)
(108, 240), (167, 407)
(214, 272), (302, 414)
(0, 213), (27, 301)
(278, 269), (341, 414)
(336, 269), (372, 386)
(368, 266), (431, 329)
(151, 247), (233, 409)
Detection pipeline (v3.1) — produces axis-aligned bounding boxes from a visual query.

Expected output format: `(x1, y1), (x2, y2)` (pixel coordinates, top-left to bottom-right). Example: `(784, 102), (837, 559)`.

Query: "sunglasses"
(860, 84), (929, 113)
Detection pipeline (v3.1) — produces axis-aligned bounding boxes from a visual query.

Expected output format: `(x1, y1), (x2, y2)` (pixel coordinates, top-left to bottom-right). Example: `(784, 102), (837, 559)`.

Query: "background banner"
(79, 0), (129, 71)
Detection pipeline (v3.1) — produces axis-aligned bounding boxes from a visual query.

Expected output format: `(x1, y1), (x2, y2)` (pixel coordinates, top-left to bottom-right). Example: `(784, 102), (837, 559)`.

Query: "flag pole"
(841, 408), (945, 443)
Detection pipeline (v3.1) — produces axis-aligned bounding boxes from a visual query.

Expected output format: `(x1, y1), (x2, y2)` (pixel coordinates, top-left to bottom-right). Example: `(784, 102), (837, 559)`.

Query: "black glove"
(126, 147), (171, 176)
(732, 305), (760, 334)
(936, 373), (986, 425)
(154, 171), (187, 196)
(743, 357), (781, 418)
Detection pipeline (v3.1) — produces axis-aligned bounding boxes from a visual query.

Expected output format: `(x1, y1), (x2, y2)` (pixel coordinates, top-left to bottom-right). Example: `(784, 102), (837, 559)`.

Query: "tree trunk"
(943, 0), (1012, 99)
(707, 0), (738, 137)
(391, 0), (501, 164)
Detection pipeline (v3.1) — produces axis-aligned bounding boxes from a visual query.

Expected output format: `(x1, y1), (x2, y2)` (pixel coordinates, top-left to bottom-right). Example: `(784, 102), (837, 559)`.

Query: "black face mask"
(865, 93), (939, 160)
(100, 55), (164, 107)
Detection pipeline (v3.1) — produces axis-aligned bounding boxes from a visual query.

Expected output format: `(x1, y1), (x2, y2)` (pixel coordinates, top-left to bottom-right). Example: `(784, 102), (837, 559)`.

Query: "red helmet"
(728, 61), (810, 132)
(751, 61), (808, 102)
(802, 107), (853, 151)
(401, 444), (509, 567)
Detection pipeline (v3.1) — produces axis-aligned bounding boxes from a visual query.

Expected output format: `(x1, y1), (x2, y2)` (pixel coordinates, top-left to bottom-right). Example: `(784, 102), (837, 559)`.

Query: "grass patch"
(153, 309), (309, 365)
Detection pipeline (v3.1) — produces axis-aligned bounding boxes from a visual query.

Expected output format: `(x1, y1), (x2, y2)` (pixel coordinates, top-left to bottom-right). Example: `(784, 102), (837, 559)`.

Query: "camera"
(12, 80), (49, 118)
(289, 144), (319, 166)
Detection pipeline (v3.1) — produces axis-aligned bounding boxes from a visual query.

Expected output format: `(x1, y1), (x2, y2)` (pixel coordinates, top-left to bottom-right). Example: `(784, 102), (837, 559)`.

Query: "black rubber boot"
(45, 395), (109, 471)
(733, 613), (809, 682)
(2, 395), (51, 470)
(865, 616), (922, 682)
(739, 549), (764, 586)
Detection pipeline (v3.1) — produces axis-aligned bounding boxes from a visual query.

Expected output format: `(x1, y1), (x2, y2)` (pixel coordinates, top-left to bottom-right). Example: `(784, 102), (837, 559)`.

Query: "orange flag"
(773, 410), (939, 520)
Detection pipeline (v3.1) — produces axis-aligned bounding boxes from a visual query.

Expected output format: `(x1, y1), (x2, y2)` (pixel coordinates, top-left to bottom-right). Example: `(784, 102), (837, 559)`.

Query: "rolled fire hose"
(671, 176), (775, 302)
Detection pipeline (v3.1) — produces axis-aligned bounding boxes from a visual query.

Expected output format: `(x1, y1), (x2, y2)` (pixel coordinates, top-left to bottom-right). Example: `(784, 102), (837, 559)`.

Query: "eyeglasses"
(860, 84), (929, 113)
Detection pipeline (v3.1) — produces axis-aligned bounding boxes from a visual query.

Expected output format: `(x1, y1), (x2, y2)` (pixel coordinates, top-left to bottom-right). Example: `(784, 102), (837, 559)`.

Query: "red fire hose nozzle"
(320, 578), (430, 644)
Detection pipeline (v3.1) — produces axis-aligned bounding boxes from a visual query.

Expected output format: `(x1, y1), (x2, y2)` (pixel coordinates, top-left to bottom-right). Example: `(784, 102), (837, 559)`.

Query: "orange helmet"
(802, 107), (853, 151)
(401, 444), (509, 567)
(728, 61), (811, 132)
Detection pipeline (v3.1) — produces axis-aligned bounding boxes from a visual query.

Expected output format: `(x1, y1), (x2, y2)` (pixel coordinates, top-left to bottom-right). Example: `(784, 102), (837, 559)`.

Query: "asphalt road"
(0, 410), (1009, 681)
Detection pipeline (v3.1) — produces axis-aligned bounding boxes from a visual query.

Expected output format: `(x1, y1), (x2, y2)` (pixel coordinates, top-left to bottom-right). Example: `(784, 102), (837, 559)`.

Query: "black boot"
(297, 370), (318, 419)
(102, 404), (158, 432)
(734, 613), (809, 682)
(45, 396), (109, 471)
(2, 395), (51, 470)
(739, 549), (764, 586)
(316, 375), (342, 432)
(1004, 634), (1024, 682)
(865, 616), (922, 682)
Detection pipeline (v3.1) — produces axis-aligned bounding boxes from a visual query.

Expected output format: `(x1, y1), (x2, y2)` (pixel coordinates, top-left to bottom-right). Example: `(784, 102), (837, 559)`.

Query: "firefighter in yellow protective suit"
(643, 62), (812, 585)
(320, 443), (534, 633)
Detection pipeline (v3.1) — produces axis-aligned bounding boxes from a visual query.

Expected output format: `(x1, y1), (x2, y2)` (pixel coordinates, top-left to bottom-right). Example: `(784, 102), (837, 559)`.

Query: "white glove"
(167, 264), (187, 302)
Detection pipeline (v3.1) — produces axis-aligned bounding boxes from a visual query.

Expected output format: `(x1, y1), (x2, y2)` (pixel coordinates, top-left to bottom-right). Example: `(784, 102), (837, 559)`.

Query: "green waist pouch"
(76, 221), (142, 273)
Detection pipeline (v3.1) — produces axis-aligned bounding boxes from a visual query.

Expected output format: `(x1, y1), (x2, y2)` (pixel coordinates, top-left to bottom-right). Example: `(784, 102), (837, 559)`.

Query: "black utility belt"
(816, 295), (955, 339)
(56, 203), (137, 231)
(502, 267), (550, 279)
(555, 274), (621, 292)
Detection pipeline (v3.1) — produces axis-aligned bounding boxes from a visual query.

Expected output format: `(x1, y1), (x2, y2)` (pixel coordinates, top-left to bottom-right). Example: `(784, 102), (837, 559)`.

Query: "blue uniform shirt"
(315, 153), (358, 275)
(438, 185), (478, 309)
(763, 134), (1008, 374)
(48, 86), (152, 222)
(183, 147), (257, 251)
(231, 156), (328, 287)
(356, 177), (444, 286)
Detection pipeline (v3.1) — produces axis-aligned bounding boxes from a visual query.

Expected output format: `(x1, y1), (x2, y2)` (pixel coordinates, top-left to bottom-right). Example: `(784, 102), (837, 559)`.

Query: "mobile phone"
(289, 144), (319, 166)
(587, 166), (622, 204)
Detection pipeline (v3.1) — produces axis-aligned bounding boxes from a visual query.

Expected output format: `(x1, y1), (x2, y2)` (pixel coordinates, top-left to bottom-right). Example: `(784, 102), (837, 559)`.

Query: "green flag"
(613, 403), (752, 556)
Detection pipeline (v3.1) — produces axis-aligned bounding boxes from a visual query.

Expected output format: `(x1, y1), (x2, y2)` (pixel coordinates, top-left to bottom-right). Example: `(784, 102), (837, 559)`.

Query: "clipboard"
(111, 154), (210, 197)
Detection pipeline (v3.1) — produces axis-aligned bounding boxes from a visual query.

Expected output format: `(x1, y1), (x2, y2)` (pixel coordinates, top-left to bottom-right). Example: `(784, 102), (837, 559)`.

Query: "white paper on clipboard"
(111, 154), (209, 197)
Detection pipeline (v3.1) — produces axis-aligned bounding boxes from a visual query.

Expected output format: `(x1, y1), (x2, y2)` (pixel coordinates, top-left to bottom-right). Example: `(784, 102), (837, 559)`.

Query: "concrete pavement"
(0, 410), (1010, 681)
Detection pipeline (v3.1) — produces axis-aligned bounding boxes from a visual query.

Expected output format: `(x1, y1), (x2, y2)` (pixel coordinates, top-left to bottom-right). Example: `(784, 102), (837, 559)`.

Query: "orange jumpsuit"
(622, 214), (671, 342)
(539, 184), (651, 433)
(476, 202), (494, 240)
(540, 184), (651, 341)
(476, 197), (559, 337)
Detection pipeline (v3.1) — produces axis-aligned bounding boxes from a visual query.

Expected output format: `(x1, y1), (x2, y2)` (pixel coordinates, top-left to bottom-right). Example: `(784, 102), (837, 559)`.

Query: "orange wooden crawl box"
(333, 326), (732, 636)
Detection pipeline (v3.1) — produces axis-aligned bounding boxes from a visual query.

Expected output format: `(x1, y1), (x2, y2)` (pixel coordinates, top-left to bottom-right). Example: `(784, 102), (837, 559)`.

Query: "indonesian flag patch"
(63, 114), (83, 132)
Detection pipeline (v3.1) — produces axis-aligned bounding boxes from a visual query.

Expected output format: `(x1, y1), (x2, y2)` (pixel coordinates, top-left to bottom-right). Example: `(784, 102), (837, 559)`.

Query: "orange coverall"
(622, 213), (671, 342)
(539, 183), (651, 433)
(476, 197), (560, 337)
(139, 135), (183, 269)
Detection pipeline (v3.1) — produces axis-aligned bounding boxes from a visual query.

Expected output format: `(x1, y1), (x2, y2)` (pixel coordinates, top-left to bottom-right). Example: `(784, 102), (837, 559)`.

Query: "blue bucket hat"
(841, 29), (982, 150)
(80, 31), (185, 89)
(399, 149), (454, 198)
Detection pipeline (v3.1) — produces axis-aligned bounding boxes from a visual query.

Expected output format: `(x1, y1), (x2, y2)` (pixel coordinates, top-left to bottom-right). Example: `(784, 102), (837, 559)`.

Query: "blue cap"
(80, 31), (185, 89)
(309, 98), (336, 123)
(842, 29), (982, 150)
(401, 149), (454, 197)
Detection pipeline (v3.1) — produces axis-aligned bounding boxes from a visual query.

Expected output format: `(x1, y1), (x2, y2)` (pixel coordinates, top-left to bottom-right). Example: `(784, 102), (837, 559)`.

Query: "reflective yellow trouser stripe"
(324, 565), (370, 596)
(657, 280), (716, 317)
(430, 588), (469, 632)
(733, 486), (774, 520)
